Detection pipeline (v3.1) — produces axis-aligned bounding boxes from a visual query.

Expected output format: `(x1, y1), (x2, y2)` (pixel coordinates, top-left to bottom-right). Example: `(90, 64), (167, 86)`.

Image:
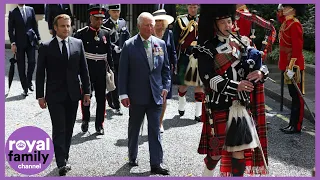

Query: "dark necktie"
(61, 40), (68, 61)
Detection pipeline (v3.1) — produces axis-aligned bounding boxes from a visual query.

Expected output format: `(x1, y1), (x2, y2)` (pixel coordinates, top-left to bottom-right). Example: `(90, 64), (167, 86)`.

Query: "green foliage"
(246, 4), (315, 52)
(267, 45), (315, 65)
(176, 5), (188, 16)
(303, 50), (315, 65)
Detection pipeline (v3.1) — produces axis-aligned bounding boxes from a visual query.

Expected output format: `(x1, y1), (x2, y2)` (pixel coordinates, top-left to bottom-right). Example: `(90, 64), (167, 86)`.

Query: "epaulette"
(177, 14), (187, 19)
(101, 26), (111, 31)
(77, 26), (89, 33)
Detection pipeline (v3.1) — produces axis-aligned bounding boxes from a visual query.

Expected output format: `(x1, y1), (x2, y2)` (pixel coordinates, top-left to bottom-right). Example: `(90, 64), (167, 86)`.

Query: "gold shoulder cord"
(177, 19), (198, 45)
(279, 19), (300, 46)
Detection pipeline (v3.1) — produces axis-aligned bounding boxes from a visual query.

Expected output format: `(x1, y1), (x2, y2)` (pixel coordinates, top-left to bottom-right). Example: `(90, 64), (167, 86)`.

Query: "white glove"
(286, 69), (295, 79)
(114, 46), (122, 53)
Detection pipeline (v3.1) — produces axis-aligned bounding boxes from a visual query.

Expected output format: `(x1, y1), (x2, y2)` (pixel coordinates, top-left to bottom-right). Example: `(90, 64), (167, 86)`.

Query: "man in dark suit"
(104, 4), (130, 115)
(118, 12), (171, 175)
(36, 14), (91, 176)
(47, 4), (73, 37)
(8, 4), (41, 96)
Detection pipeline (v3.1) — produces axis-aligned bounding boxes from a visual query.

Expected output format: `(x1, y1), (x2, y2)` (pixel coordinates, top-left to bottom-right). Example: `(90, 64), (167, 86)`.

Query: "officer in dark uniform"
(103, 4), (130, 115)
(73, 4), (114, 135)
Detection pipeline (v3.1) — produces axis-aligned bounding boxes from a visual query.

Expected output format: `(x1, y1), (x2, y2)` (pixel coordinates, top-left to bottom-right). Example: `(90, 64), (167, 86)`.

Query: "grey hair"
(137, 12), (155, 26)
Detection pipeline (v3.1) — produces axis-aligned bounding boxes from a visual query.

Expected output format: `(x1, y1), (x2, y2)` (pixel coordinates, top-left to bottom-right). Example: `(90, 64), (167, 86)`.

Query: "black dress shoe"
(279, 125), (291, 131)
(178, 110), (185, 116)
(151, 166), (170, 175)
(108, 103), (115, 109)
(129, 160), (138, 166)
(115, 109), (123, 115)
(58, 166), (70, 176)
(96, 127), (104, 135)
(282, 127), (301, 134)
(81, 121), (89, 132)
(22, 90), (28, 96)
(28, 84), (34, 91)
(195, 116), (201, 122)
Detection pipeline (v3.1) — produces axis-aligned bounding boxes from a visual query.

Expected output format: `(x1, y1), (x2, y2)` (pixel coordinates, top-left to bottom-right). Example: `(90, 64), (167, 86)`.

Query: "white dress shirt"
(56, 36), (70, 59)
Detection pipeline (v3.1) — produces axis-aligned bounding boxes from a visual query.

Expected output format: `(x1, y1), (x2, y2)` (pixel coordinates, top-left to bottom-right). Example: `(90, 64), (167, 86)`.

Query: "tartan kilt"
(198, 83), (268, 175)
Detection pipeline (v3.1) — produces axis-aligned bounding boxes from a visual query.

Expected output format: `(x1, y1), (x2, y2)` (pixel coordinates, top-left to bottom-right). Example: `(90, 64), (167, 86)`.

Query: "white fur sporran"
(184, 54), (203, 87)
(225, 100), (258, 152)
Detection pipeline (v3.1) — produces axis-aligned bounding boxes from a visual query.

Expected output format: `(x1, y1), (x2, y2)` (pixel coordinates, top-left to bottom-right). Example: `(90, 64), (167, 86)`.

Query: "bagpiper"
(195, 4), (269, 177)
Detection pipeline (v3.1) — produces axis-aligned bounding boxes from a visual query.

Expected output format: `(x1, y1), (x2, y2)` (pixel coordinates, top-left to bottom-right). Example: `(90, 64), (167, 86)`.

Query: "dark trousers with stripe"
(287, 71), (304, 131)
(81, 60), (106, 130)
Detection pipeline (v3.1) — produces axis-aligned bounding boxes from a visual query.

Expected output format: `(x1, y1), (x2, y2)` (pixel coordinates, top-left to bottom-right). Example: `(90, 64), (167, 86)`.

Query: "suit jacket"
(47, 4), (73, 30)
(118, 35), (171, 105)
(36, 37), (91, 103)
(162, 29), (177, 67)
(8, 6), (41, 48)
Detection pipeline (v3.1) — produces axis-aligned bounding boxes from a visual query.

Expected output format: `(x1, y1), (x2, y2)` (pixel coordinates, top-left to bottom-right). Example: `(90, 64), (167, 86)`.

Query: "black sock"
(232, 158), (245, 176)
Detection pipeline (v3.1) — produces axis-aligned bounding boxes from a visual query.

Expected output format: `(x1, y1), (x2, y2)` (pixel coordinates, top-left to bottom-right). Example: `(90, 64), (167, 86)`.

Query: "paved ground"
(4, 50), (315, 177)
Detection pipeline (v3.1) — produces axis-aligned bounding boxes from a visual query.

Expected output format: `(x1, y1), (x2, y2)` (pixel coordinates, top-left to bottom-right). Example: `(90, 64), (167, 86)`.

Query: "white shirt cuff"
(120, 94), (128, 101)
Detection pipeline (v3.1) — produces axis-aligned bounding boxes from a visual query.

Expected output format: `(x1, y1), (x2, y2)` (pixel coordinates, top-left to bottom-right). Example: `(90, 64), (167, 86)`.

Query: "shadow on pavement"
(106, 163), (150, 176)
(163, 115), (199, 131)
(5, 94), (26, 102)
(44, 167), (59, 177)
(71, 132), (101, 145)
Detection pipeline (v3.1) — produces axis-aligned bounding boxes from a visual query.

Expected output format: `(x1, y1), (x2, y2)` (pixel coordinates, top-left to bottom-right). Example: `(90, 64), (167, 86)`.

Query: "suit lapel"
(68, 38), (74, 62)
(53, 38), (63, 60)
(14, 7), (25, 24)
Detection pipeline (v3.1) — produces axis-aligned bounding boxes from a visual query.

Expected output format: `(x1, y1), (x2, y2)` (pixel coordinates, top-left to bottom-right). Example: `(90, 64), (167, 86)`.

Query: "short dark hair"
(53, 14), (71, 27)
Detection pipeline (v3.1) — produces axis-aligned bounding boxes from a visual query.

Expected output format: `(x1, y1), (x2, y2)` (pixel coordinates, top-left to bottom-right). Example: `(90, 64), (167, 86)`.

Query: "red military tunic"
(233, 5), (252, 37)
(278, 15), (305, 71)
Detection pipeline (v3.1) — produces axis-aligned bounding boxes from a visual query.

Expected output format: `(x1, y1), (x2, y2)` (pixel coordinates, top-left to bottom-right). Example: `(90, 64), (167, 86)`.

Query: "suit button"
(96, 46), (98, 48)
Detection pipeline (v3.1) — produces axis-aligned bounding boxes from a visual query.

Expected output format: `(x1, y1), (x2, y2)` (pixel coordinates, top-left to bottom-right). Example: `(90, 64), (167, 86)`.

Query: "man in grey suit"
(118, 12), (171, 175)
(36, 14), (91, 176)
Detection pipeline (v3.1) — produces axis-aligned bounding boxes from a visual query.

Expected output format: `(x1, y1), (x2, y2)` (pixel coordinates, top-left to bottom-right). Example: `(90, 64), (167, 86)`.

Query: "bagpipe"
(234, 9), (277, 61)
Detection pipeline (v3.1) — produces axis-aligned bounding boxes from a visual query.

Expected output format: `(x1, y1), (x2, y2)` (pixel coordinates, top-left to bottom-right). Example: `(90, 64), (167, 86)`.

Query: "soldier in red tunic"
(233, 4), (252, 37)
(277, 4), (306, 134)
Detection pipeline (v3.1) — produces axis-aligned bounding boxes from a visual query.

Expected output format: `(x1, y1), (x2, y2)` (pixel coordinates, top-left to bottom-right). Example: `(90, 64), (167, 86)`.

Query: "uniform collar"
(188, 14), (197, 20)
(89, 26), (100, 32)
(217, 34), (231, 43)
(110, 18), (119, 25)
(285, 15), (295, 21)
